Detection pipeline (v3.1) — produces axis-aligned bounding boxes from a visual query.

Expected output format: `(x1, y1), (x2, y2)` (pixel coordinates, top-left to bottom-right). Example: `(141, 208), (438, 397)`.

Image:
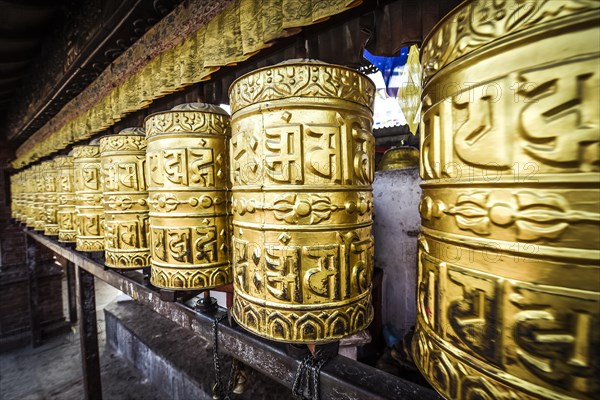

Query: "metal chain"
(292, 355), (312, 398)
(212, 313), (229, 400)
(311, 358), (328, 400)
(292, 354), (329, 400)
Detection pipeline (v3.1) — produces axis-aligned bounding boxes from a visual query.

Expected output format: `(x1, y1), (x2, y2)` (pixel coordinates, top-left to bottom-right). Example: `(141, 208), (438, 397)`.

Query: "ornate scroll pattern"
(415, 4), (600, 400)
(229, 61), (375, 114)
(230, 61), (376, 343)
(73, 144), (105, 251)
(421, 0), (600, 83)
(100, 129), (150, 269)
(12, 0), (362, 169)
(419, 189), (600, 249)
(145, 104), (231, 289)
(145, 104), (230, 138)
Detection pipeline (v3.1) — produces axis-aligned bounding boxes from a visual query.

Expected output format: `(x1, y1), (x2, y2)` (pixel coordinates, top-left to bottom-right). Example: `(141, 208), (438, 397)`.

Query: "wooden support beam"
(76, 266), (102, 400)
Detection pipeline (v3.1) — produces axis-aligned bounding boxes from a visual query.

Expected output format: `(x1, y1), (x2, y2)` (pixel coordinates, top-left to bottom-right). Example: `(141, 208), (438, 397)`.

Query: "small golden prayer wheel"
(99, 128), (150, 269)
(145, 103), (231, 290)
(10, 173), (21, 221)
(377, 146), (419, 170)
(413, 2), (600, 399)
(55, 155), (77, 243)
(24, 168), (35, 226)
(73, 140), (105, 251)
(33, 163), (46, 231)
(42, 160), (59, 235)
(16, 171), (25, 222)
(229, 60), (376, 343)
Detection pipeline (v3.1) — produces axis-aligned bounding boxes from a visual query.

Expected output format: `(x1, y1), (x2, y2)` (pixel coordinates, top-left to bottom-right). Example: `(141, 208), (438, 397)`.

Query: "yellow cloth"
(397, 44), (421, 135)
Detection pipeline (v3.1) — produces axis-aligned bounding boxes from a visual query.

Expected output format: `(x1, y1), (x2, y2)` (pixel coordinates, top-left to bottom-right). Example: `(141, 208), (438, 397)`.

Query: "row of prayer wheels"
(10, 60), (377, 344)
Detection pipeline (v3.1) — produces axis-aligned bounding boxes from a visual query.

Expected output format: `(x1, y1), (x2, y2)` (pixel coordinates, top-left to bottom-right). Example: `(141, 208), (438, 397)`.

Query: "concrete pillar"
(372, 167), (421, 340)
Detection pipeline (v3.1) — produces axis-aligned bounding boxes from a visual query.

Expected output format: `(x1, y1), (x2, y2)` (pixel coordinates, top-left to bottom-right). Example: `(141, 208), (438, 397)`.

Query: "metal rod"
(76, 266), (102, 400)
(27, 230), (441, 400)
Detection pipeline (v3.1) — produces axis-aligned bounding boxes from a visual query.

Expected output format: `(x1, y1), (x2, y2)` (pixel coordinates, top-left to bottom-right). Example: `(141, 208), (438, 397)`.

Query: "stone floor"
(0, 275), (167, 400)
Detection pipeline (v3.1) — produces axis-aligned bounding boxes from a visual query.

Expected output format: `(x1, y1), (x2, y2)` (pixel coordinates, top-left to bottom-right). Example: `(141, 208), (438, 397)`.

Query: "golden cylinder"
(42, 160), (59, 235)
(73, 142), (105, 251)
(55, 155), (77, 243)
(33, 164), (45, 231)
(16, 171), (25, 222)
(145, 103), (231, 290)
(99, 128), (150, 269)
(24, 168), (35, 226)
(228, 61), (376, 343)
(413, 2), (600, 399)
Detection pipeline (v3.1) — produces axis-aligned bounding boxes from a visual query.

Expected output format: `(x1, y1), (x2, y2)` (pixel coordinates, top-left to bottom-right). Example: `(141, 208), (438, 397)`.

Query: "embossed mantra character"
(229, 60), (377, 343)
(145, 103), (231, 290)
(413, 1), (600, 400)
(100, 128), (151, 268)
(73, 139), (105, 252)
(55, 154), (77, 243)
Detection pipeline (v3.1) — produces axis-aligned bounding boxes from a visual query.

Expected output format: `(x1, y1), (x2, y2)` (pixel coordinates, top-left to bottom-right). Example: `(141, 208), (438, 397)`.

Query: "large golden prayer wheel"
(99, 128), (150, 268)
(24, 168), (35, 226)
(42, 160), (59, 235)
(55, 155), (77, 243)
(73, 141), (105, 251)
(229, 60), (376, 343)
(33, 164), (46, 231)
(413, 2), (600, 399)
(145, 103), (231, 289)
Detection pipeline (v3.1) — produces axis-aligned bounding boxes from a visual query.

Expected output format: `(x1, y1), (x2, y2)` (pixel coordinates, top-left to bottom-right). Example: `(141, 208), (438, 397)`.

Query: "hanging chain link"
(212, 312), (230, 400)
(292, 353), (330, 400)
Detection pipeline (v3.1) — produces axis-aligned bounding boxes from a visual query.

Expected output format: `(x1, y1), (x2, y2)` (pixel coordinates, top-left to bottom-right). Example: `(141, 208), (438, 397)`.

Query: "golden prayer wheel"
(10, 173), (19, 221)
(377, 146), (419, 170)
(42, 160), (59, 235)
(413, 2), (600, 399)
(145, 103), (231, 289)
(73, 141), (105, 251)
(24, 168), (35, 226)
(16, 171), (25, 222)
(229, 60), (376, 343)
(33, 164), (46, 231)
(99, 128), (150, 268)
(55, 155), (77, 243)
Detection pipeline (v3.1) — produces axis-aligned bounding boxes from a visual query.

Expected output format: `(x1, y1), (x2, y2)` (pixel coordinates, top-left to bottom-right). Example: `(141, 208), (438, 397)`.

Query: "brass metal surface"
(55, 155), (77, 243)
(12, 0), (363, 170)
(41, 160), (59, 235)
(413, 2), (600, 399)
(229, 60), (376, 343)
(23, 168), (35, 226)
(378, 147), (419, 170)
(33, 164), (45, 231)
(99, 128), (150, 268)
(145, 103), (231, 289)
(73, 142), (105, 251)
